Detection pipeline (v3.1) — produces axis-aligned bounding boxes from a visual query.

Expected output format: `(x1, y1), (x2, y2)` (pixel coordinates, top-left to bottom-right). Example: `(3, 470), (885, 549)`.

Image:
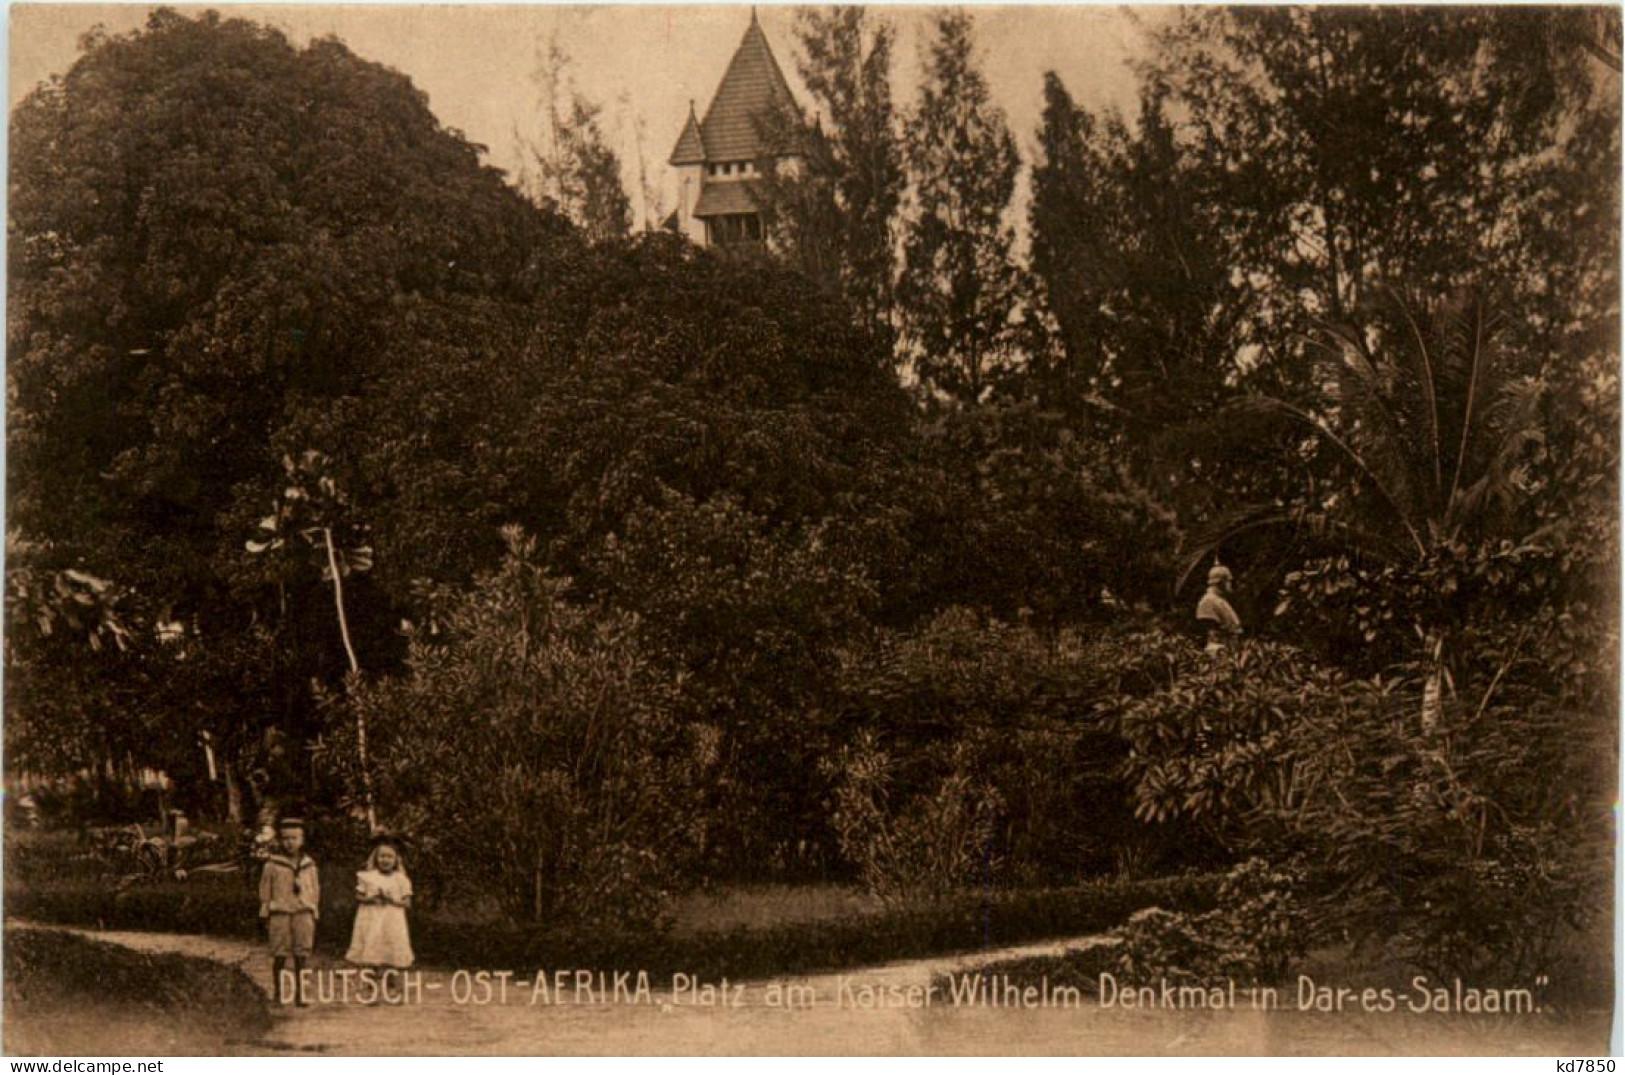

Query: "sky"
(9, 4), (1166, 227)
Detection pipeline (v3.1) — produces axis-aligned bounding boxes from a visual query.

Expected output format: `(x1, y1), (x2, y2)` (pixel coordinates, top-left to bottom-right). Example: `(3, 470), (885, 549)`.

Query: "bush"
(6, 865), (394, 952)
(1112, 631), (1360, 846)
(1282, 679), (1611, 983)
(583, 489), (874, 879)
(4, 828), (101, 884)
(830, 611), (1205, 887)
(930, 860), (1306, 996)
(1112, 626), (1613, 983)
(331, 528), (705, 937)
(1110, 858), (1309, 986)
(823, 732), (1001, 901)
(8, 880), (254, 936)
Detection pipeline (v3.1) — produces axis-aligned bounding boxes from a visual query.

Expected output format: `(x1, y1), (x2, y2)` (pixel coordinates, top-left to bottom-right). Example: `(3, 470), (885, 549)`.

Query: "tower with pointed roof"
(669, 10), (800, 249)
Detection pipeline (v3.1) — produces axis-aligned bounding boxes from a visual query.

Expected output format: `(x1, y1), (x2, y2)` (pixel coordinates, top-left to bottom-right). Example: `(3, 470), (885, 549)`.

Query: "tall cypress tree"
(1027, 74), (1238, 433)
(757, 7), (903, 340)
(897, 10), (1024, 405)
(796, 8), (903, 334)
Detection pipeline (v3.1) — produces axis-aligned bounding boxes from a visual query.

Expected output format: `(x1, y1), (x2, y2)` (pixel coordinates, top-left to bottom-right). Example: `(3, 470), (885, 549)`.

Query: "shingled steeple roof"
(670, 101), (706, 165)
(668, 9), (796, 165)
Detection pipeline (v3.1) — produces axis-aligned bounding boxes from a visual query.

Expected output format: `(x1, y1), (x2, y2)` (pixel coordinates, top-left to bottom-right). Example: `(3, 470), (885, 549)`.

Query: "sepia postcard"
(4, 2), (1619, 1058)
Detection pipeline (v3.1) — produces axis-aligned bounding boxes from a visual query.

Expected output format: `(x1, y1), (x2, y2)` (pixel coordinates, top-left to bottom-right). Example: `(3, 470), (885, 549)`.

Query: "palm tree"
(1181, 289), (1546, 722)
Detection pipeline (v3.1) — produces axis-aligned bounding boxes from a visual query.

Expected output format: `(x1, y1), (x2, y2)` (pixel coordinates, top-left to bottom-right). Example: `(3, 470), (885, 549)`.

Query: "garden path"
(11, 921), (1608, 1056)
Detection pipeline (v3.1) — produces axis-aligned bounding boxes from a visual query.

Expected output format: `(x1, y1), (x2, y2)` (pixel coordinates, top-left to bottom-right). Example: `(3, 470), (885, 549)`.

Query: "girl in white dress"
(346, 840), (415, 972)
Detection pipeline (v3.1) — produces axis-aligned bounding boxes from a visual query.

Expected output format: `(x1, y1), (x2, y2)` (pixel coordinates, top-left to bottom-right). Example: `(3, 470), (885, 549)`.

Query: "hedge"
(5, 859), (371, 940)
(927, 944), (1120, 1000)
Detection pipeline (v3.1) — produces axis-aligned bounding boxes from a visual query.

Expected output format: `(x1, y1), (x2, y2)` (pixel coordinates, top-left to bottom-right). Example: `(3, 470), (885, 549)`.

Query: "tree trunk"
(224, 763), (243, 825)
(322, 527), (376, 834)
(1421, 631), (1446, 730)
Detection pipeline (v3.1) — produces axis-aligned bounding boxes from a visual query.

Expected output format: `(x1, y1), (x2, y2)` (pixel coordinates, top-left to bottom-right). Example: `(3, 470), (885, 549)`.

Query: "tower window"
(707, 161), (759, 178)
(706, 213), (764, 246)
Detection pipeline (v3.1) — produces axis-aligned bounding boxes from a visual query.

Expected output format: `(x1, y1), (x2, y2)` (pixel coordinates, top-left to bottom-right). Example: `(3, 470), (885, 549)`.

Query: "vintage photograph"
(3, 2), (1619, 1057)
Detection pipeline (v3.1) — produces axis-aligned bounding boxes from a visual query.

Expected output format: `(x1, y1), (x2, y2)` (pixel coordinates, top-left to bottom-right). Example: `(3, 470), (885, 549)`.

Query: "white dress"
(346, 868), (415, 967)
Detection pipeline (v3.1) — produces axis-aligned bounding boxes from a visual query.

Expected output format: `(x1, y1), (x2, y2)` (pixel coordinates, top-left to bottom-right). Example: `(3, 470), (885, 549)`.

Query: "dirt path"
(11, 922), (1609, 1056)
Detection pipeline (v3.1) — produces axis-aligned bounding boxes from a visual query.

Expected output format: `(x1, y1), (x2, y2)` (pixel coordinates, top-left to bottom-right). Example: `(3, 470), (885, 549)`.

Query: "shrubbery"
(421, 871), (1222, 980)
(1114, 627), (1613, 982)
(825, 611), (1227, 892)
(1112, 631), (1367, 844)
(822, 732), (1002, 901)
(1281, 674), (1610, 982)
(1108, 858), (1309, 986)
(928, 859), (1307, 999)
(331, 528), (708, 937)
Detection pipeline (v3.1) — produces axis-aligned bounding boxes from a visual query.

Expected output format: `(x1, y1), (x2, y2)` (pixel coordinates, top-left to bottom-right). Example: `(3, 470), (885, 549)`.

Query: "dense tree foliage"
(6, 7), (1614, 974)
(1030, 8), (1619, 557)
(5, 13), (905, 843)
(8, 9), (577, 798)
(1029, 78), (1236, 433)
(1148, 9), (1614, 326)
